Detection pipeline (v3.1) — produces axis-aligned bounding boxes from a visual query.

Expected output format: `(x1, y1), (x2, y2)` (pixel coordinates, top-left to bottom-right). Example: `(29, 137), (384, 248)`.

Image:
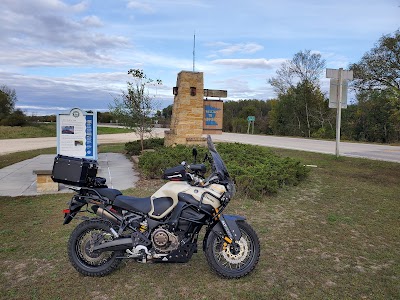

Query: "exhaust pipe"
(93, 238), (133, 252)
(92, 205), (119, 224)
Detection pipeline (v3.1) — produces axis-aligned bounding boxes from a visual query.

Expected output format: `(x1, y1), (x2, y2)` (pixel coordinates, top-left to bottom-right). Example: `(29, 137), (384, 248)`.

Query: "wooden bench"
(33, 170), (59, 193)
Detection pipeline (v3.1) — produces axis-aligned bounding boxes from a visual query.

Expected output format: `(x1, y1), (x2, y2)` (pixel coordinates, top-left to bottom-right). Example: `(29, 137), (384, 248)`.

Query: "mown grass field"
(0, 147), (399, 299)
(0, 124), (133, 139)
(0, 144), (126, 169)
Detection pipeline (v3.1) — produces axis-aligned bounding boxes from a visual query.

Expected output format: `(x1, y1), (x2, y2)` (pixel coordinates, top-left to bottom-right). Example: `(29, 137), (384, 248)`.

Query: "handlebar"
(181, 161), (219, 187)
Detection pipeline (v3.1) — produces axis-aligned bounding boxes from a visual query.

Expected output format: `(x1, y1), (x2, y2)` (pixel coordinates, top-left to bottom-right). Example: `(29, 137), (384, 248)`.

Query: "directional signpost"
(247, 116), (255, 134)
(326, 68), (353, 157)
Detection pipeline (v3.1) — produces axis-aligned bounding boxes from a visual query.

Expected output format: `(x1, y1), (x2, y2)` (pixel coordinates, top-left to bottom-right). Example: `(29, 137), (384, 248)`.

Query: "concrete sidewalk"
(0, 153), (139, 197)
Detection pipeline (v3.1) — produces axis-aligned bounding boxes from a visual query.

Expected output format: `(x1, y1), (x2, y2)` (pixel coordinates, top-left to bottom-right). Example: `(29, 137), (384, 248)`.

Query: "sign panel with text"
(57, 108), (97, 159)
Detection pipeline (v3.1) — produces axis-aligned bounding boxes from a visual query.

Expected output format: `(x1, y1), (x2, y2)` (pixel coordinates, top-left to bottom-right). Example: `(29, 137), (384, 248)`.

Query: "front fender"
(203, 214), (245, 251)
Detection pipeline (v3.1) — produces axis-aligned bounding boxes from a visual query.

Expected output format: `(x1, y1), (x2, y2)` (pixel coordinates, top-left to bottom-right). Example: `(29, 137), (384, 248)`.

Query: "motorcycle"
(52, 135), (260, 278)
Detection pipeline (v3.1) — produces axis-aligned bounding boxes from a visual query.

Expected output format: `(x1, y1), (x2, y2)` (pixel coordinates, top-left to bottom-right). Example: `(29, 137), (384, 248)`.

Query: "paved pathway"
(0, 128), (166, 155)
(1, 130), (399, 197)
(210, 133), (400, 163)
(0, 153), (138, 197)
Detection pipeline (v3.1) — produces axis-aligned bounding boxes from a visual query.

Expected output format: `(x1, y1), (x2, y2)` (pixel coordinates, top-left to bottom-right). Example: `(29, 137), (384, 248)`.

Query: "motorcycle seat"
(113, 195), (152, 214)
(92, 188), (122, 201)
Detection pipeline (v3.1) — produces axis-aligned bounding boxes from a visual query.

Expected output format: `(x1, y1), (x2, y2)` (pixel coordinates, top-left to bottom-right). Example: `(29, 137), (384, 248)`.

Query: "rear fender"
(63, 197), (87, 225)
(203, 214), (245, 251)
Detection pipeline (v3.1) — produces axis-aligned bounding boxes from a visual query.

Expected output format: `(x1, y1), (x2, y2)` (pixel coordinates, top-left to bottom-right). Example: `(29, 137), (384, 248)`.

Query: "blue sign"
(205, 105), (221, 126)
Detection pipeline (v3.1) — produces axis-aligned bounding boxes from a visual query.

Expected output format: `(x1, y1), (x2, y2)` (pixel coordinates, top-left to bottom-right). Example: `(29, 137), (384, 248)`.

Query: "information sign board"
(57, 108), (97, 159)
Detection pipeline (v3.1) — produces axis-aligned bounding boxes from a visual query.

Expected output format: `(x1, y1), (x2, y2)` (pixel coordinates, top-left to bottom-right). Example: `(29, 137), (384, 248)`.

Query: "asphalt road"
(1, 129), (399, 163)
(0, 128), (166, 155)
(210, 133), (400, 163)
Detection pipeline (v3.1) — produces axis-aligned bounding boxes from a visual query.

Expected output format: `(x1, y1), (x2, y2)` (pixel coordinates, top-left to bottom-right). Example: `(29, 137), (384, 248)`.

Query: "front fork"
(203, 214), (245, 252)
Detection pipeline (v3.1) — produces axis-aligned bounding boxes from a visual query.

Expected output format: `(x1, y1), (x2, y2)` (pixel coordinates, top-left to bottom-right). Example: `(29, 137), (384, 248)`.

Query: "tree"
(268, 50), (326, 95)
(155, 104), (172, 127)
(0, 85), (17, 121)
(349, 30), (400, 94)
(3, 109), (27, 126)
(268, 50), (329, 138)
(222, 100), (273, 134)
(345, 30), (400, 143)
(109, 69), (162, 151)
(97, 111), (114, 123)
(268, 81), (333, 138)
(341, 89), (400, 143)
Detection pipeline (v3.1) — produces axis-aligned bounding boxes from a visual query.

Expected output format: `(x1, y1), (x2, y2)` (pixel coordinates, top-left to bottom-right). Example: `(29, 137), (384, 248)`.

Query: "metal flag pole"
(193, 32), (196, 72)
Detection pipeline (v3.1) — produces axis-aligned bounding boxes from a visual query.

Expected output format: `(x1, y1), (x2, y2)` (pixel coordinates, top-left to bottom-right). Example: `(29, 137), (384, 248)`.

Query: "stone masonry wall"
(165, 71), (206, 146)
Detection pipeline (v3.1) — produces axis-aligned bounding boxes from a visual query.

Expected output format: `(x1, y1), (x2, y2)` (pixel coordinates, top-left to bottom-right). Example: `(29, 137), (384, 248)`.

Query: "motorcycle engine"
(151, 227), (179, 253)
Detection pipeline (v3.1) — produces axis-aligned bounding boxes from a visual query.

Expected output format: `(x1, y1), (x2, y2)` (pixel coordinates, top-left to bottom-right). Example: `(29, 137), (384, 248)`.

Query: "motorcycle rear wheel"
(205, 221), (260, 278)
(68, 219), (124, 277)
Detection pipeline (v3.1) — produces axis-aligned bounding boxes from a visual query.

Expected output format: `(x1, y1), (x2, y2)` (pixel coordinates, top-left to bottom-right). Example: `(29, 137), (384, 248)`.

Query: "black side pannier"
(51, 155), (98, 187)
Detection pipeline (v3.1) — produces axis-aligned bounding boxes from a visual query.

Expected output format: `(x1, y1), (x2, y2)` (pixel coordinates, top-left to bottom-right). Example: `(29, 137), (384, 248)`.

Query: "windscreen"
(207, 135), (230, 181)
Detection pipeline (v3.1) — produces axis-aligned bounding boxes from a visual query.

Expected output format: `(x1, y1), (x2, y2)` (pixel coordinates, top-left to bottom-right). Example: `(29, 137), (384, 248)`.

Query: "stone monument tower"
(165, 71), (206, 146)
(164, 71), (227, 147)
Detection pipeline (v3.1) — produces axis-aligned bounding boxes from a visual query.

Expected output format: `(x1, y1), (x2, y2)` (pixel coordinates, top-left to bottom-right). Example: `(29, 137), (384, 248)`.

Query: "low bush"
(138, 142), (309, 199)
(138, 145), (208, 178)
(0, 110), (27, 126)
(125, 138), (165, 155)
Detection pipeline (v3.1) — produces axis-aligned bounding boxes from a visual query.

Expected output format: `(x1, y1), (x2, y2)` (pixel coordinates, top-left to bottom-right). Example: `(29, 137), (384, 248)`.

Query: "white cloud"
(0, 0), (88, 14)
(127, 1), (155, 13)
(0, 2), (128, 55)
(82, 15), (103, 27)
(206, 42), (264, 57)
(17, 105), (71, 111)
(0, 48), (122, 68)
(218, 43), (264, 56)
(212, 58), (286, 69)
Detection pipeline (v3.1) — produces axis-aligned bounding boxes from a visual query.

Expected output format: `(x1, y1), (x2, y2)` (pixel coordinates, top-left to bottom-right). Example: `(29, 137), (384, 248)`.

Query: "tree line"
(224, 30), (400, 143)
(1, 30), (398, 144)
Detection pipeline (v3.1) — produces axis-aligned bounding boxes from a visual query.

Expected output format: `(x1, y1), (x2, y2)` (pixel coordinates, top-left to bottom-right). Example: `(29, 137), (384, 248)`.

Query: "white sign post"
(57, 108), (98, 160)
(326, 68), (353, 157)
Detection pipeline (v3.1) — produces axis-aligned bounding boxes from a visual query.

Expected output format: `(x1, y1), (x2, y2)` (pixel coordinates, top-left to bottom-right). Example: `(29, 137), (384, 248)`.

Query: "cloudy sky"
(0, 0), (399, 115)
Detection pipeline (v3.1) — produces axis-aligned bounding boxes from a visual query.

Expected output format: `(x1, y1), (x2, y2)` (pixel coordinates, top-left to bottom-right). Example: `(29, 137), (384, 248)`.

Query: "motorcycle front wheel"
(205, 221), (260, 278)
(68, 219), (124, 277)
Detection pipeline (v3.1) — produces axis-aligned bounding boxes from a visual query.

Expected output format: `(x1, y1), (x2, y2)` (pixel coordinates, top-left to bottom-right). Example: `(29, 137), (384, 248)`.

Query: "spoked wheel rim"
(76, 228), (114, 267)
(212, 228), (254, 271)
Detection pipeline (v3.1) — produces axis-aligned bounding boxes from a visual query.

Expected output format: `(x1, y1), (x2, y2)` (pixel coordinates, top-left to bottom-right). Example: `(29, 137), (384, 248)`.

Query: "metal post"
(335, 68), (343, 157)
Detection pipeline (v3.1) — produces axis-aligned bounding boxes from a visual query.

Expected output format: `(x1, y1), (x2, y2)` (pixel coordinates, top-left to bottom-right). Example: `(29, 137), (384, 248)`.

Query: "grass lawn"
(0, 143), (126, 169)
(0, 147), (399, 299)
(0, 124), (133, 139)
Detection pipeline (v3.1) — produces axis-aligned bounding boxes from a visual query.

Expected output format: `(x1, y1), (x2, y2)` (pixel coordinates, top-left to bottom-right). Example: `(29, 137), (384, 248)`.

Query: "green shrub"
(138, 145), (208, 179)
(1, 110), (27, 126)
(138, 142), (309, 199)
(125, 138), (165, 155)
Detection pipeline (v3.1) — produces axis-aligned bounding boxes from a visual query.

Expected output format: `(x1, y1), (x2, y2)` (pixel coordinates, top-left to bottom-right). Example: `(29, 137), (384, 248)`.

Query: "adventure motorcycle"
(52, 135), (260, 278)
